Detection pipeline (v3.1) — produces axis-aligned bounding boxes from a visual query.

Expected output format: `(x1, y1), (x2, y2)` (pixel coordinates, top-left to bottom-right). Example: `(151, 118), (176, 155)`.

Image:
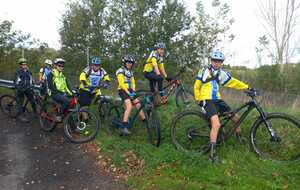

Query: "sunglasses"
(57, 64), (64, 68)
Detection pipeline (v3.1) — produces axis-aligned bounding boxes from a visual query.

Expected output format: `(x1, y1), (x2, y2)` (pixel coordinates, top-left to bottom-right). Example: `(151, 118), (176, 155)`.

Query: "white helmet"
(44, 59), (53, 65)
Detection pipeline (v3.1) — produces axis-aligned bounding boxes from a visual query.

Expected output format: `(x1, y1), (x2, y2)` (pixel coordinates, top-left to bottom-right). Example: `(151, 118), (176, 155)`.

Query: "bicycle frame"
(220, 97), (269, 141)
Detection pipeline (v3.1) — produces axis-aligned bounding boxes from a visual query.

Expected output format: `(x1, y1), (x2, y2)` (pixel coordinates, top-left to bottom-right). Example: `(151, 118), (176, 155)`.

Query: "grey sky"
(0, 0), (299, 67)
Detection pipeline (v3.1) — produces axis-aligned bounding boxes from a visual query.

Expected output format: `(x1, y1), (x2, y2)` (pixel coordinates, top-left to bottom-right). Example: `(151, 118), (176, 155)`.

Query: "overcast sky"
(0, 0), (299, 67)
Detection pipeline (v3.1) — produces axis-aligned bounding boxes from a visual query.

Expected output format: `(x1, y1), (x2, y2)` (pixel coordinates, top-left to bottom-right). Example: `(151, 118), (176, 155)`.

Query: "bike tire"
(39, 101), (58, 132)
(170, 109), (211, 155)
(175, 88), (194, 109)
(250, 113), (300, 161)
(146, 108), (161, 147)
(63, 108), (100, 144)
(0, 94), (18, 117)
(106, 105), (122, 134)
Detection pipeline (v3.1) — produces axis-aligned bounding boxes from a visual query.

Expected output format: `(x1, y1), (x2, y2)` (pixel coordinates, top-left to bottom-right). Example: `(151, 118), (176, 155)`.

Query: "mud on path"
(0, 113), (128, 190)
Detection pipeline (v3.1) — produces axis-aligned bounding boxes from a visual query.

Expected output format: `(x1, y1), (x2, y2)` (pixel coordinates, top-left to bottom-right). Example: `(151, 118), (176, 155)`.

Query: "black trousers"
(52, 93), (71, 114)
(144, 71), (164, 94)
(16, 89), (37, 114)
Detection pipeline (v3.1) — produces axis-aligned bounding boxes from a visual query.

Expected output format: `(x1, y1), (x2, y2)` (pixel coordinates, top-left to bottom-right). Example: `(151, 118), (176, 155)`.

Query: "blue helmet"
(91, 57), (101, 65)
(154, 42), (166, 50)
(211, 50), (225, 61)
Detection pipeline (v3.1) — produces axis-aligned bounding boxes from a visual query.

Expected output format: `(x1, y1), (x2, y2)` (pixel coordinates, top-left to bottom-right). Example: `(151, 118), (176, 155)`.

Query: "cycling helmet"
(122, 54), (135, 65)
(44, 59), (53, 65)
(154, 42), (166, 50)
(91, 57), (101, 65)
(54, 58), (66, 65)
(211, 50), (225, 61)
(18, 58), (27, 65)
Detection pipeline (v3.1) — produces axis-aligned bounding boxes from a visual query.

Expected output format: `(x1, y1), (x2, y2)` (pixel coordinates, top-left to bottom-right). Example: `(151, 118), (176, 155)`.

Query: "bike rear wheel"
(146, 108), (161, 147)
(0, 94), (18, 117)
(39, 101), (58, 132)
(171, 109), (210, 155)
(250, 113), (300, 161)
(64, 108), (100, 143)
(106, 105), (122, 134)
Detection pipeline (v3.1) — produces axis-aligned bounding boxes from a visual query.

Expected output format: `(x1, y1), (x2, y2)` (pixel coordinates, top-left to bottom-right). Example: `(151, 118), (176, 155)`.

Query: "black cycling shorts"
(199, 99), (231, 119)
(79, 89), (95, 107)
(118, 90), (131, 101)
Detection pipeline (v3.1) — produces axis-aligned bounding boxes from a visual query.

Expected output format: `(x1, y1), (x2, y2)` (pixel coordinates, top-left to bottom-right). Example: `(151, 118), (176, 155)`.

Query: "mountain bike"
(100, 92), (161, 147)
(171, 89), (300, 161)
(39, 90), (100, 144)
(137, 67), (194, 108)
(0, 86), (44, 119)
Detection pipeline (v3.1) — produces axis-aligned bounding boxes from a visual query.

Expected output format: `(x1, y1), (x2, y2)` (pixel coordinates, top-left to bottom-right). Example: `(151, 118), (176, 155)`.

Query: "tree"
(257, 0), (300, 65)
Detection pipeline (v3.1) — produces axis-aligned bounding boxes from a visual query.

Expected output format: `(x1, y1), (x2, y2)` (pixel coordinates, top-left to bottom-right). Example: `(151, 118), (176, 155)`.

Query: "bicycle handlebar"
(244, 88), (260, 98)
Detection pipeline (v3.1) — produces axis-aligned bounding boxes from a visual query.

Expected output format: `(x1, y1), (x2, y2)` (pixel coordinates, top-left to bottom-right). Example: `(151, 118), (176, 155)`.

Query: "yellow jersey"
(194, 67), (249, 101)
(116, 66), (136, 91)
(143, 50), (165, 73)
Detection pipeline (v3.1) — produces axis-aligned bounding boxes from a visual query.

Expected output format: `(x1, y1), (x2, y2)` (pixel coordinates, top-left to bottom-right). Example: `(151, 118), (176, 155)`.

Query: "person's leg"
(145, 72), (156, 93)
(25, 90), (37, 113)
(132, 98), (146, 121)
(16, 90), (25, 115)
(217, 100), (244, 143)
(118, 90), (132, 135)
(200, 100), (219, 162)
(52, 94), (71, 114)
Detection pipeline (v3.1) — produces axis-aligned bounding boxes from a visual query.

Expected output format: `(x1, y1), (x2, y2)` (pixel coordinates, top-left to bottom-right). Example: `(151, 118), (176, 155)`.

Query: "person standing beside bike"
(14, 58), (37, 122)
(79, 57), (110, 107)
(143, 42), (172, 104)
(38, 59), (53, 96)
(194, 50), (250, 162)
(47, 58), (73, 120)
(116, 55), (146, 135)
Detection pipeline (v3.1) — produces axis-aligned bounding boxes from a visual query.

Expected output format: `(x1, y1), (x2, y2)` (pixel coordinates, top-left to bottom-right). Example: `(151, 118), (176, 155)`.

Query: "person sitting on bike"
(47, 58), (73, 119)
(116, 54), (146, 135)
(79, 57), (110, 107)
(194, 50), (250, 162)
(144, 42), (172, 104)
(39, 59), (53, 96)
(14, 58), (37, 122)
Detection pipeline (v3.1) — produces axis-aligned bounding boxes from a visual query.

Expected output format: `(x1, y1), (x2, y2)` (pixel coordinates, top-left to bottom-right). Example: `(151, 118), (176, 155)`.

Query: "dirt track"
(0, 113), (128, 190)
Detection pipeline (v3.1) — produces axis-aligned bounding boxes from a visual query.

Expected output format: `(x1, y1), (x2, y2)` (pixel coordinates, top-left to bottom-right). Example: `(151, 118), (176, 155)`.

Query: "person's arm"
(158, 63), (167, 78)
(79, 72), (88, 88)
(117, 73), (130, 94)
(220, 71), (249, 90)
(131, 76), (136, 92)
(194, 79), (203, 102)
(151, 57), (161, 75)
(39, 68), (44, 82)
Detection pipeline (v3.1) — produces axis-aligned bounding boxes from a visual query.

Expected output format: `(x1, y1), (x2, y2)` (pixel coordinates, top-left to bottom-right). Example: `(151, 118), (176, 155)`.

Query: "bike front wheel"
(250, 113), (300, 161)
(64, 109), (100, 144)
(146, 108), (161, 147)
(171, 109), (210, 155)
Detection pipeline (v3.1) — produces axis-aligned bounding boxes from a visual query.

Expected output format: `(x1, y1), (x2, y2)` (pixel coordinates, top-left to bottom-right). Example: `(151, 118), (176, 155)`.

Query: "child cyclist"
(194, 50), (251, 162)
(116, 54), (146, 135)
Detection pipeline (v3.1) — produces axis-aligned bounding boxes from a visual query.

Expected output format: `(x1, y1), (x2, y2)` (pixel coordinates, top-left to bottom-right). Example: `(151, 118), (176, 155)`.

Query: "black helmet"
(154, 42), (166, 50)
(54, 58), (66, 65)
(122, 54), (135, 65)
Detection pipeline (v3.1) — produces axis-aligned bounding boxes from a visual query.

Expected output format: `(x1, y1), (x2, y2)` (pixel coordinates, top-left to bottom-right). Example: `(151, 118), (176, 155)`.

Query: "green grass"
(94, 96), (300, 190)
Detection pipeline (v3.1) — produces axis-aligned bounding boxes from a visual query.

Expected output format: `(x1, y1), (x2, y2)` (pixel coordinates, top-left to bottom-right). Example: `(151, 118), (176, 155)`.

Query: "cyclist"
(116, 54), (146, 135)
(14, 58), (36, 122)
(47, 58), (73, 120)
(79, 57), (110, 107)
(39, 59), (53, 96)
(144, 42), (172, 104)
(194, 50), (250, 162)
